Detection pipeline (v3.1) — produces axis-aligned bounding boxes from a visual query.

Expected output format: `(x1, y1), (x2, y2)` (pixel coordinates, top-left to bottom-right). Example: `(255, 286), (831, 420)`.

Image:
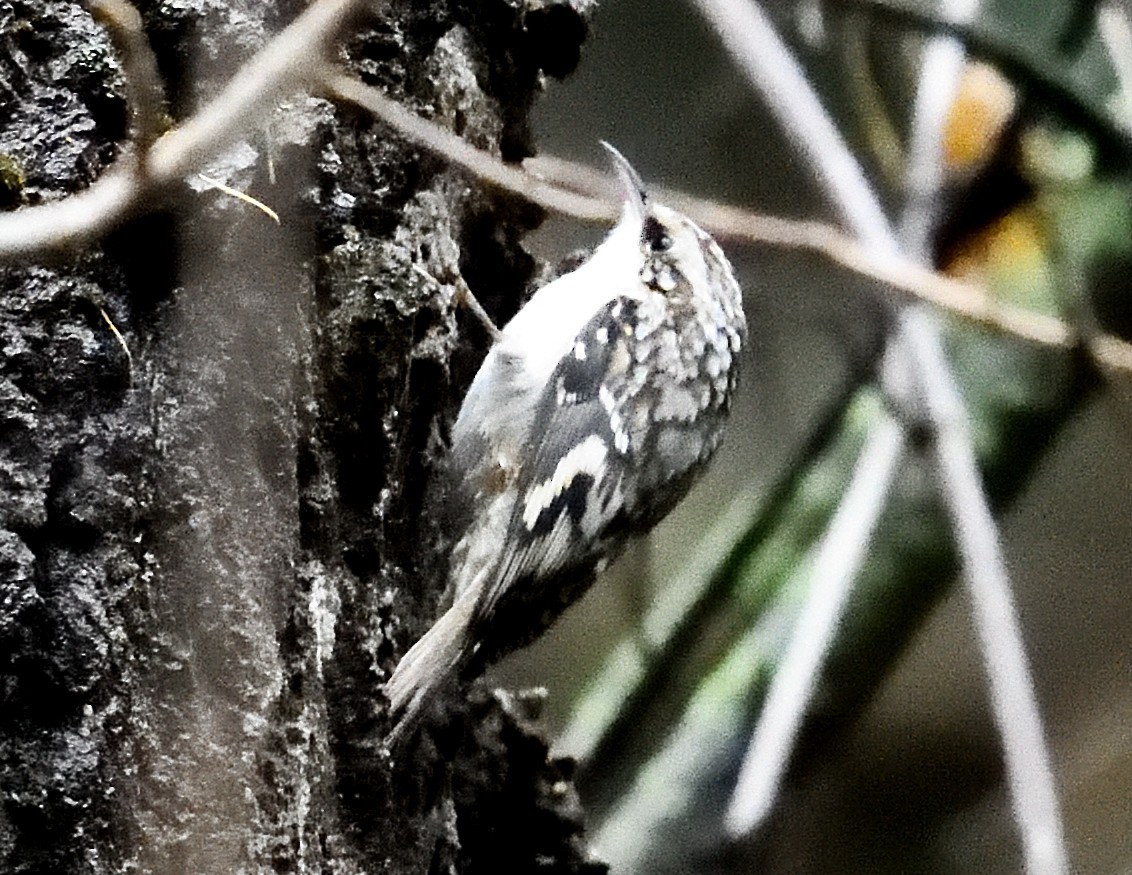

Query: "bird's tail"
(383, 590), (477, 748)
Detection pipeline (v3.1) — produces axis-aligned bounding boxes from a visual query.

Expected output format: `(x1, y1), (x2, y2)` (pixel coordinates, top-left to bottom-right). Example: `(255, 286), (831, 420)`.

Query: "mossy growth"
(0, 153), (25, 208)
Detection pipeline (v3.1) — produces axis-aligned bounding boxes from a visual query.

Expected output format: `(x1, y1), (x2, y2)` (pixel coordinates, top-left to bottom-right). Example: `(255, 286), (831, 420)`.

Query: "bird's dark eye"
(642, 216), (673, 252)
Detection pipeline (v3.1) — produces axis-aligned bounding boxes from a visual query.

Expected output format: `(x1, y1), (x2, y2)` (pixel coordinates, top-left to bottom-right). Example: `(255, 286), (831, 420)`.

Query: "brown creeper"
(384, 143), (747, 744)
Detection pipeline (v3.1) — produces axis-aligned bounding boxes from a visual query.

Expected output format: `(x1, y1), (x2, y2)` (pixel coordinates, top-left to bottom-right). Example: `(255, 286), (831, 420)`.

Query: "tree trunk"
(0, 0), (598, 871)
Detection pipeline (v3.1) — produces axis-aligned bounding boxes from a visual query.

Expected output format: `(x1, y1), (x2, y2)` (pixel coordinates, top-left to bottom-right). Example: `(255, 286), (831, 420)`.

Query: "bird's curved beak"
(600, 141), (648, 224)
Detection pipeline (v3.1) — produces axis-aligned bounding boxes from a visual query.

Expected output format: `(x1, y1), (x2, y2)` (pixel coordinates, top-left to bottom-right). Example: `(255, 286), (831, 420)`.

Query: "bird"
(384, 143), (747, 746)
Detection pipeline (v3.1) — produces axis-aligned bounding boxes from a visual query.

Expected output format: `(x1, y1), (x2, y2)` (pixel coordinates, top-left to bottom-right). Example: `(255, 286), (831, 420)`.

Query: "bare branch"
(321, 71), (614, 222)
(278, 75), (1132, 375)
(0, 0), (370, 256)
(685, 0), (897, 251)
(724, 413), (906, 836)
(900, 1), (1068, 870)
(1099, 2), (1132, 131)
(901, 307), (1071, 875)
(688, 3), (1070, 868)
(2, 9), (1130, 381)
(90, 0), (166, 149)
(0, 164), (141, 258)
(143, 0), (368, 184)
(523, 154), (1132, 374)
(899, 34), (969, 258)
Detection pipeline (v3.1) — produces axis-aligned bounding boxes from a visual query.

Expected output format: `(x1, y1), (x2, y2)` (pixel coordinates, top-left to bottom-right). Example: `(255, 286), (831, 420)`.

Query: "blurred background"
(489, 0), (1132, 872)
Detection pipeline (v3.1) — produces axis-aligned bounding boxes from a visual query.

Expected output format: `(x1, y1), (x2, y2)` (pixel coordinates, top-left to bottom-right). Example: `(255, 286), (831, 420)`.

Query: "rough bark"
(0, 0), (598, 871)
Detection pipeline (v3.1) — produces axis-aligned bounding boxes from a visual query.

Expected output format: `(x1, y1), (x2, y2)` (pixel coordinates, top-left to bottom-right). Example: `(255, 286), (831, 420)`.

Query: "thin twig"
(0, 0), (370, 257)
(320, 70), (613, 222)
(143, 0), (367, 183)
(0, 164), (140, 257)
(197, 174), (281, 223)
(562, 358), (883, 812)
(903, 308), (1071, 875)
(523, 154), (1132, 374)
(899, 32), (969, 258)
(724, 414), (906, 836)
(690, 2), (1069, 869)
(848, 0), (1132, 157)
(687, 0), (897, 250)
(288, 77), (1132, 373)
(2, 28), (1130, 380)
(896, 1), (1064, 864)
(1099, 2), (1132, 132)
(542, 150), (1132, 368)
(900, 0), (1069, 869)
(89, 0), (166, 149)
(98, 304), (134, 375)
(676, 1), (906, 837)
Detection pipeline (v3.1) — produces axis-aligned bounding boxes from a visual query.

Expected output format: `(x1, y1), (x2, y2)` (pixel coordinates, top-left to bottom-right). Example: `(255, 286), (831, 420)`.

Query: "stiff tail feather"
(383, 590), (477, 747)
